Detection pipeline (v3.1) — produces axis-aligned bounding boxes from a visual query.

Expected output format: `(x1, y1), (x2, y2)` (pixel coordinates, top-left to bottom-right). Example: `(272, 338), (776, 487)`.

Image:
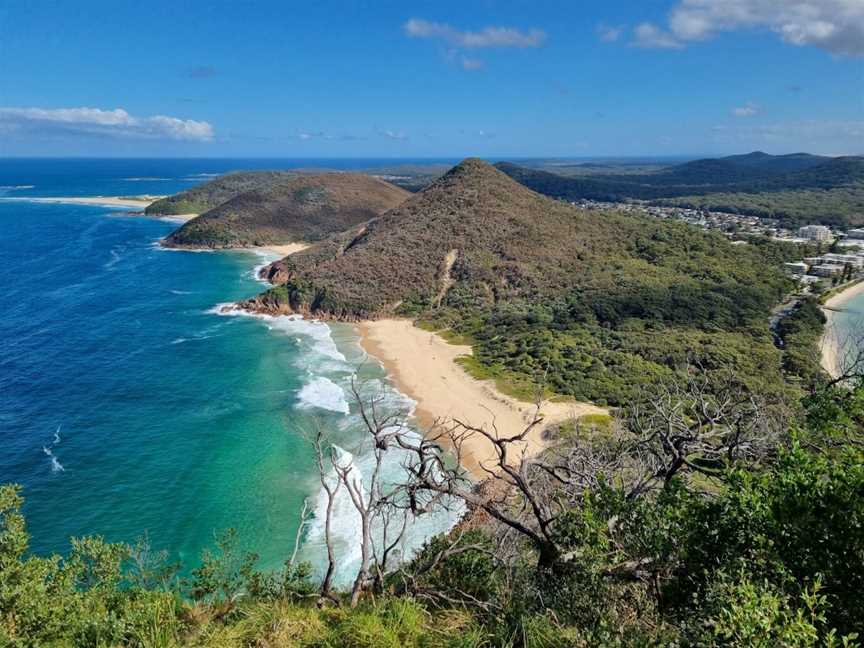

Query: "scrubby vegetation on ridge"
(2, 374), (863, 647)
(163, 173), (409, 249)
(246, 158), (805, 406)
(146, 171), (297, 216)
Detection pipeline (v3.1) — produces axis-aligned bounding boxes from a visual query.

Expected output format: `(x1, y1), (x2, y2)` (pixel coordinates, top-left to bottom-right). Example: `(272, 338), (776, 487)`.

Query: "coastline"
(357, 319), (607, 477)
(0, 195), (164, 209)
(251, 243), (310, 257)
(820, 280), (864, 378)
(0, 195), (202, 222)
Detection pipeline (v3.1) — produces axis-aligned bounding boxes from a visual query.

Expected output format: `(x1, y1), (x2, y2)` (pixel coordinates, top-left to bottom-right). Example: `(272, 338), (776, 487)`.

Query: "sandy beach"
(254, 243), (310, 257)
(1, 195), (164, 209)
(0, 195), (204, 221)
(821, 280), (864, 378)
(357, 319), (607, 477)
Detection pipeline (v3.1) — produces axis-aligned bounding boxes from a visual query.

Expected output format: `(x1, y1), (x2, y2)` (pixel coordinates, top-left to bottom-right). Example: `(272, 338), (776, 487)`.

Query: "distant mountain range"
(496, 152), (864, 227)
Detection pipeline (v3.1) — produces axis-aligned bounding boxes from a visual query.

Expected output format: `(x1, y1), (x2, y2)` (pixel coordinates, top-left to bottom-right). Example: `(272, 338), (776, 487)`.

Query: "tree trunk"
(350, 514), (372, 607)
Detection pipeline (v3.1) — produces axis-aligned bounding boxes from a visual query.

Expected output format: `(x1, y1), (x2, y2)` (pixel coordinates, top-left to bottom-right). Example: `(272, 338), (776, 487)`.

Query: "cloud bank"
(403, 19), (546, 49)
(632, 0), (864, 56)
(0, 107), (214, 141)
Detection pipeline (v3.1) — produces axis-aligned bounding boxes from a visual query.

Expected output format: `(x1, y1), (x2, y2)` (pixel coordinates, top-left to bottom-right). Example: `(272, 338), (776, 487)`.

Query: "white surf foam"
(297, 377), (350, 414)
(42, 446), (64, 472)
(302, 428), (464, 586)
(210, 304), (347, 365)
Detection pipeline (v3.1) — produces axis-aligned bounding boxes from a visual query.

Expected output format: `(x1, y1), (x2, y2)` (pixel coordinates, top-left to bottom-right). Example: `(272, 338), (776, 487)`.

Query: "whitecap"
(104, 248), (122, 269)
(209, 305), (347, 364)
(43, 446), (64, 472)
(297, 377), (350, 414)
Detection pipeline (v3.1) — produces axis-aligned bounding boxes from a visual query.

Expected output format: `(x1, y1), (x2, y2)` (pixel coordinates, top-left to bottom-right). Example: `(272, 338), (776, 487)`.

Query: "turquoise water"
(0, 160), (457, 583)
(826, 289), (864, 374)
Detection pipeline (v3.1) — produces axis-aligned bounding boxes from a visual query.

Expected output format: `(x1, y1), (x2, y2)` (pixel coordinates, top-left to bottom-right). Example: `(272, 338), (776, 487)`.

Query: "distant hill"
(243, 159), (796, 405)
(163, 173), (410, 249)
(145, 171), (296, 216)
(496, 153), (864, 227)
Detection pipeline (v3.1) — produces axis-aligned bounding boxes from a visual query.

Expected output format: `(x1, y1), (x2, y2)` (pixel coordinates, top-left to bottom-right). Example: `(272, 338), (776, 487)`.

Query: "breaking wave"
(297, 377), (350, 414)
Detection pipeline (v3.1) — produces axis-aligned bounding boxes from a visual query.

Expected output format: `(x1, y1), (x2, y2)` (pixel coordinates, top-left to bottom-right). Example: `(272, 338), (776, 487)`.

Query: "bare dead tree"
(389, 368), (774, 576)
(309, 423), (340, 600)
(288, 498), (312, 569)
(332, 377), (411, 607)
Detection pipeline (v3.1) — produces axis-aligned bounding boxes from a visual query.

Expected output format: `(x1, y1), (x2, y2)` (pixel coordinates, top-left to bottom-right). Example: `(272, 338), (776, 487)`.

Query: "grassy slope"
(163, 173), (411, 248)
(145, 171), (297, 216)
(247, 159), (795, 405)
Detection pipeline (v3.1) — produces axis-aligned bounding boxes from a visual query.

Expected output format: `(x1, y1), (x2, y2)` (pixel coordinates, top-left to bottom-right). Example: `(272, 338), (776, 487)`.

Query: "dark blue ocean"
(0, 158), (457, 582)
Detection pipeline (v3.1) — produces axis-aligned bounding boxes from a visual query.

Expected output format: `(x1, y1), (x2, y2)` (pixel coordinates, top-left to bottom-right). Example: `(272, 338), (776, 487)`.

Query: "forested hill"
(145, 171), (296, 216)
(246, 158), (798, 405)
(496, 153), (864, 228)
(163, 173), (410, 249)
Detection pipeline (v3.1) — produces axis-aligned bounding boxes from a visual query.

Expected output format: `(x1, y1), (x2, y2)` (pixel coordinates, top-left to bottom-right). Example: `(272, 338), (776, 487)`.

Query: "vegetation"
(2, 374), (863, 647)
(496, 154), (864, 229)
(145, 171), (297, 216)
(777, 298), (827, 386)
(246, 158), (797, 406)
(164, 173), (410, 249)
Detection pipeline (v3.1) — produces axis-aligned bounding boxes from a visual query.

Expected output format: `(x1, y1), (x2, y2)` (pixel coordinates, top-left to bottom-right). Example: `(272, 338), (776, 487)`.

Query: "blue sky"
(1, 0), (862, 157)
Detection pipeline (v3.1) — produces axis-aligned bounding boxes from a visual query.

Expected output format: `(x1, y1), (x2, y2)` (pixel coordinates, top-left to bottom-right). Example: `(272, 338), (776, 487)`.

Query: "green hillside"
(163, 173), (410, 249)
(145, 171), (296, 216)
(496, 154), (864, 228)
(246, 158), (798, 405)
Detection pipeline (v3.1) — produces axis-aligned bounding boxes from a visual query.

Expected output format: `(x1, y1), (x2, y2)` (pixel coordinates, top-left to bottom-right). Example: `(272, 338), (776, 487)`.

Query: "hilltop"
(145, 171), (296, 216)
(163, 173), (410, 249)
(245, 158), (797, 405)
(496, 153), (864, 228)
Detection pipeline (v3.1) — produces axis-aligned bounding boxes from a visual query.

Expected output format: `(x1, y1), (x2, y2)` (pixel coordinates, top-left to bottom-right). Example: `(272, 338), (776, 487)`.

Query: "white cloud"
(710, 119), (864, 152)
(460, 56), (484, 70)
(0, 106), (214, 141)
(732, 101), (759, 117)
(403, 18), (546, 48)
(597, 23), (624, 43)
(632, 23), (684, 49)
(637, 0), (864, 56)
(378, 129), (408, 141)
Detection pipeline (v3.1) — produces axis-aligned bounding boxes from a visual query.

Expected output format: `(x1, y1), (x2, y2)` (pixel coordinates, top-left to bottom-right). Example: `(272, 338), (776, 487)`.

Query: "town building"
(810, 263), (845, 277)
(798, 225), (832, 242)
(783, 262), (809, 275)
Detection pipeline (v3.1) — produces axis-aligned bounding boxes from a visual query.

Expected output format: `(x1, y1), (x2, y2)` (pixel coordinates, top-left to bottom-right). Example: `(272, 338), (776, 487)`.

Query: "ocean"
(0, 158), (459, 584)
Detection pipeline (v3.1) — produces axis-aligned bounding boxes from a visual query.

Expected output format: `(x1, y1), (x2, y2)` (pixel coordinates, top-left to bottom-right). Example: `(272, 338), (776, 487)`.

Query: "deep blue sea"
(0, 158), (457, 583)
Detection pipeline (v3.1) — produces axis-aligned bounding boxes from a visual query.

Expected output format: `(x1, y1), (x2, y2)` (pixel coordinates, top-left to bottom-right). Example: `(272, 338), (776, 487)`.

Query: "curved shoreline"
(820, 280), (864, 379)
(356, 319), (607, 477)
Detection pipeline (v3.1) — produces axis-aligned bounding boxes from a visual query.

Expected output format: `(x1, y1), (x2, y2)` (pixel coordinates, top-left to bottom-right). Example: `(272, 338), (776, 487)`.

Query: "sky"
(0, 0), (862, 158)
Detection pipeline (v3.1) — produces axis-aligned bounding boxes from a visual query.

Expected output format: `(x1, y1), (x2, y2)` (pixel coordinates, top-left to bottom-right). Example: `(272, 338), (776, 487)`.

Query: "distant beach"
(357, 319), (606, 477)
(0, 195), (200, 222)
(821, 280), (864, 378)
